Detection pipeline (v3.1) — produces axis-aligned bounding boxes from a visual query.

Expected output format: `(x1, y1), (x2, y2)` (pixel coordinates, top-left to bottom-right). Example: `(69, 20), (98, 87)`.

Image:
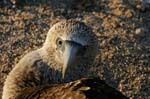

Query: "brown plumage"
(2, 19), (128, 99)
(16, 78), (128, 99)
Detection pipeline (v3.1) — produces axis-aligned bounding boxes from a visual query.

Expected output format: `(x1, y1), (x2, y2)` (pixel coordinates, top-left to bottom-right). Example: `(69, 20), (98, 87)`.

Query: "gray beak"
(62, 41), (82, 79)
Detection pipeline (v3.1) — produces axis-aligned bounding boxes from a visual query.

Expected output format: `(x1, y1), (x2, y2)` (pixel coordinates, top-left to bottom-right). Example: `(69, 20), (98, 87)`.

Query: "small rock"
(135, 28), (142, 34)
(125, 10), (133, 18)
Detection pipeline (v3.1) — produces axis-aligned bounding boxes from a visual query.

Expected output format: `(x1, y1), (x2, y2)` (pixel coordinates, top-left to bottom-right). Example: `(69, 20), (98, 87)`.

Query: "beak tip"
(62, 66), (66, 79)
(62, 73), (65, 79)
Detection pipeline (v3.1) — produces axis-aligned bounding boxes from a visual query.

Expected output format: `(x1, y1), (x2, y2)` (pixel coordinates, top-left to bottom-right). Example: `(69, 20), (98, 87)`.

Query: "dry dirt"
(0, 0), (150, 99)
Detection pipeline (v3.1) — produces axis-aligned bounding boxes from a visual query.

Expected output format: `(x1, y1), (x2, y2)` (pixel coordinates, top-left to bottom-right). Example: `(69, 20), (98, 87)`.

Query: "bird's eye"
(56, 38), (63, 47)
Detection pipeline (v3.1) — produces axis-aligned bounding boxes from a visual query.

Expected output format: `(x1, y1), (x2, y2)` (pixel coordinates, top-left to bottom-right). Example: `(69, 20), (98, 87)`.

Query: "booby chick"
(2, 19), (99, 99)
(2, 19), (128, 99)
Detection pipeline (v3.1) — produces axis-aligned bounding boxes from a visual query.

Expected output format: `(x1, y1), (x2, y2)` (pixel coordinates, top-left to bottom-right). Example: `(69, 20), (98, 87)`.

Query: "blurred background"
(0, 0), (150, 99)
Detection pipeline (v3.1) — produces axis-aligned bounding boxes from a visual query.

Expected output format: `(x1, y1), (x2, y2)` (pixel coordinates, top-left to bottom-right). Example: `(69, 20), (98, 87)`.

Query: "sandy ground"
(0, 0), (150, 99)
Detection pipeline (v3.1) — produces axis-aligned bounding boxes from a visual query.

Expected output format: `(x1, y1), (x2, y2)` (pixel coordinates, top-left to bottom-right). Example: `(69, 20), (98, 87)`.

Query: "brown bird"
(2, 19), (128, 99)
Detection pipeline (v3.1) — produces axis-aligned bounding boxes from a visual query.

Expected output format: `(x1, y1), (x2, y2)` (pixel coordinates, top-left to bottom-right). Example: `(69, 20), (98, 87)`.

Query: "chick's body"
(2, 20), (99, 99)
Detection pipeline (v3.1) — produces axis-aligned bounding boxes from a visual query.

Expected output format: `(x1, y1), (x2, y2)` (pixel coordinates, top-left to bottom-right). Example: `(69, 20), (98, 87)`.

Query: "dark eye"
(56, 38), (63, 47)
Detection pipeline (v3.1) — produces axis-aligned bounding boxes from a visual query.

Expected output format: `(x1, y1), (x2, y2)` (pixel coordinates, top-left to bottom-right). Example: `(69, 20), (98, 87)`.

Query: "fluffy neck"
(39, 47), (63, 71)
